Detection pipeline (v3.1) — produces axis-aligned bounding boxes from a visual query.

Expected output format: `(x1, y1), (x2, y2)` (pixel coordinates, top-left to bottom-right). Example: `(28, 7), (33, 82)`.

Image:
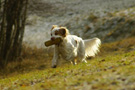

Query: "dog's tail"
(84, 38), (101, 57)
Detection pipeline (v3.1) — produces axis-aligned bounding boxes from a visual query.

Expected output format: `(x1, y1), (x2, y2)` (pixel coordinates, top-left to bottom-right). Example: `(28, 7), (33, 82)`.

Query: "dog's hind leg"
(82, 58), (87, 63)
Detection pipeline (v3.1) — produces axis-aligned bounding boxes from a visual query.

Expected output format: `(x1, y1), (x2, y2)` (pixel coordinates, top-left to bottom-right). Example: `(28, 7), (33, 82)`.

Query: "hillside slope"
(0, 37), (135, 90)
(24, 0), (135, 47)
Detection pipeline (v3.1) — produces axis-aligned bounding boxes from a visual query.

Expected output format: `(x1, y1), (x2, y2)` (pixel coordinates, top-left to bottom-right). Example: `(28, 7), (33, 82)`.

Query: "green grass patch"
(0, 37), (135, 89)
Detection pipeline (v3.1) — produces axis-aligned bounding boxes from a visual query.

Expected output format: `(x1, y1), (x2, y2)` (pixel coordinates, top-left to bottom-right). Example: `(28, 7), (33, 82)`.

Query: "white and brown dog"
(50, 25), (101, 68)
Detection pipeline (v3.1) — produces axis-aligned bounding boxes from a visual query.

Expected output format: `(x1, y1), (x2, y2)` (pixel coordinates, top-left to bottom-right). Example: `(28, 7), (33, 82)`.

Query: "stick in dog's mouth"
(44, 38), (63, 47)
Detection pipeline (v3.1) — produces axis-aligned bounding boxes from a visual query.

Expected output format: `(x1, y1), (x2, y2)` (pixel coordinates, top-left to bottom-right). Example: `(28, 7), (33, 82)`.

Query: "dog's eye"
(55, 32), (58, 35)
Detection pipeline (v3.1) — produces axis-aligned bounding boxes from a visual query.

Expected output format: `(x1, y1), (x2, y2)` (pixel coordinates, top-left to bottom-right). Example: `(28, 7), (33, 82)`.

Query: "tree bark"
(0, 0), (28, 67)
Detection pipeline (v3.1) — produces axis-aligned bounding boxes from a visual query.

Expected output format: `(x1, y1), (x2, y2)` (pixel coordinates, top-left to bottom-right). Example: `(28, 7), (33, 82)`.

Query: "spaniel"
(50, 25), (101, 68)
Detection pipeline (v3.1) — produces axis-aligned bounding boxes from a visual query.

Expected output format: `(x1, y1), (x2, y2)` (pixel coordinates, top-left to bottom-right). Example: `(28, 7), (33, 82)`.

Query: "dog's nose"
(51, 37), (55, 41)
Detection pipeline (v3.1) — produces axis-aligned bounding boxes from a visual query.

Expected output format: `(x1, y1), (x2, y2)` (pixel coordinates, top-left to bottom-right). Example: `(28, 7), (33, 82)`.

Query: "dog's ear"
(51, 25), (58, 30)
(59, 28), (68, 37)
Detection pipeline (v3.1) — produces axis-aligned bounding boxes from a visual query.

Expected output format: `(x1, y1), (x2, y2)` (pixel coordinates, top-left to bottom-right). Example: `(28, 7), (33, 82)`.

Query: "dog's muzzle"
(51, 37), (55, 41)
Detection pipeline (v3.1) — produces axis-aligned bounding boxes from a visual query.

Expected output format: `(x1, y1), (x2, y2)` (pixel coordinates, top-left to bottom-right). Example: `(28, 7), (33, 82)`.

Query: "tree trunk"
(0, 0), (28, 67)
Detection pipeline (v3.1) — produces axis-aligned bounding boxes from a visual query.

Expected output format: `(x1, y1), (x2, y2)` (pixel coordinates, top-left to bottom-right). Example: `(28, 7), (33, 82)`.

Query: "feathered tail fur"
(84, 38), (101, 57)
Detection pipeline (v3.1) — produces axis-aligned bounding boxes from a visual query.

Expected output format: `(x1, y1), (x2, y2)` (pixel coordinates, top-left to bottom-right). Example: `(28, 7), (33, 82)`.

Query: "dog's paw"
(52, 65), (57, 68)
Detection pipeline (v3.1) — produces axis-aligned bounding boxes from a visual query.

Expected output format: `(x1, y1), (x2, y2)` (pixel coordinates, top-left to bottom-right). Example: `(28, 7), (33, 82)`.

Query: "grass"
(0, 37), (135, 90)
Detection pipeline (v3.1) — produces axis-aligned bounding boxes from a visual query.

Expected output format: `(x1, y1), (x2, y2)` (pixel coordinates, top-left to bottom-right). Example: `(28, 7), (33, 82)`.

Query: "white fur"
(50, 26), (101, 68)
(84, 38), (101, 57)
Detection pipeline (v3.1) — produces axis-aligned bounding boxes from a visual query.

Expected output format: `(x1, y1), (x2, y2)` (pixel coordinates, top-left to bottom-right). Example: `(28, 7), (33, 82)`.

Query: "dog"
(50, 25), (101, 68)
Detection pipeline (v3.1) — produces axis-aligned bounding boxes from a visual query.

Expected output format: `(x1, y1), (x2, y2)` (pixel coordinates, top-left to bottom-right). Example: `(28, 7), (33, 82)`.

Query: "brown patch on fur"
(75, 40), (78, 44)
(54, 30), (59, 35)
(58, 27), (69, 37)
(51, 25), (69, 37)
(51, 25), (58, 31)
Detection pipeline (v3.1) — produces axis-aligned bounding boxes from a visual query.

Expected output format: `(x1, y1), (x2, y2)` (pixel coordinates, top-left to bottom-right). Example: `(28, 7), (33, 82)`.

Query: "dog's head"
(50, 25), (69, 41)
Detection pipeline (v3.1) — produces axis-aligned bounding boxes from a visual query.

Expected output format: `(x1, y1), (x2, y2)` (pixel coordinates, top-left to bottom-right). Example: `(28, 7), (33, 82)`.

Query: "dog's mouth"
(50, 37), (63, 45)
(51, 37), (55, 41)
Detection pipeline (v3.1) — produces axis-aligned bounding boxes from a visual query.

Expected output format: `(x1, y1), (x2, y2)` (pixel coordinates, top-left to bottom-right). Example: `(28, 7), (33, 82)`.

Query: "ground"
(0, 37), (135, 90)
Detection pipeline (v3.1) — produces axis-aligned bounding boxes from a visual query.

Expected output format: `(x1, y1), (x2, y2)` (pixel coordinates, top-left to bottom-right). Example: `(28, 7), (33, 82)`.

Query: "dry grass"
(0, 37), (135, 90)
(100, 37), (135, 54)
(0, 37), (135, 78)
(0, 45), (51, 78)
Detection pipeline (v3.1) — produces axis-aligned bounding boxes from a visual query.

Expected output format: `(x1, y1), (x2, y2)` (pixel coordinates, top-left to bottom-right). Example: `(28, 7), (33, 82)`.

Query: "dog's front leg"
(52, 45), (59, 68)
(71, 58), (77, 65)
